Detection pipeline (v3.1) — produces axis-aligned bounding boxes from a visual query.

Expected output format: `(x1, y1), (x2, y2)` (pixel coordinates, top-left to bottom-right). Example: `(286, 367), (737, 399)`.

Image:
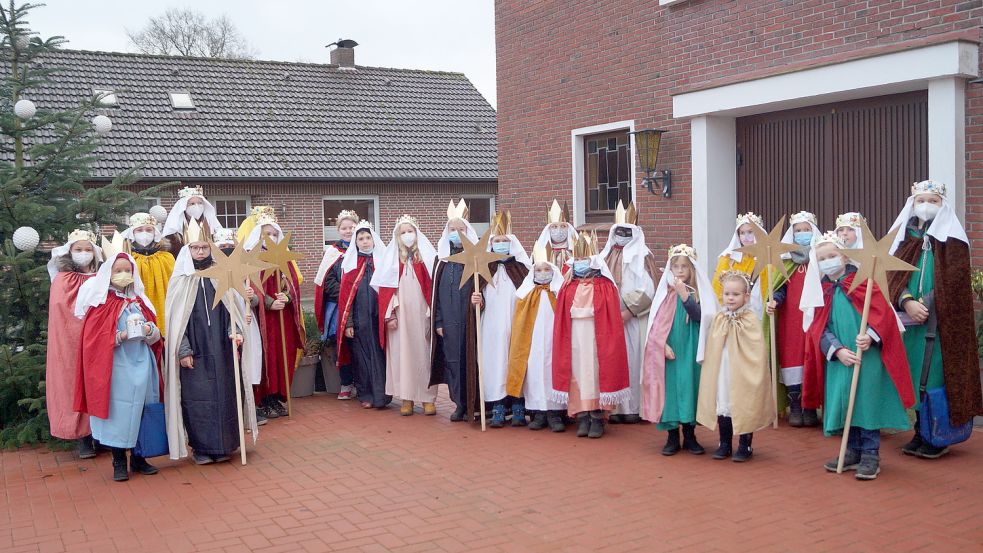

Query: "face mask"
(111, 272), (134, 288)
(492, 242), (510, 255)
(913, 203), (940, 222)
(818, 257), (844, 277)
(612, 234), (631, 247)
(448, 231), (461, 246)
(70, 251), (94, 267)
(192, 255), (214, 270)
(534, 270), (553, 284)
(185, 204), (205, 220)
(573, 260), (590, 276)
(133, 231), (155, 247)
(219, 247), (235, 257)
(400, 232), (416, 247)
(739, 232), (756, 246)
(549, 228), (568, 244)
(358, 245), (374, 254)
(793, 232), (813, 247)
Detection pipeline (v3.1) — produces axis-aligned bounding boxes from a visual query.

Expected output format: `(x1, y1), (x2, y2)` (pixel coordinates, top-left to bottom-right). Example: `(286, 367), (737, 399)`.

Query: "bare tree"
(126, 8), (255, 59)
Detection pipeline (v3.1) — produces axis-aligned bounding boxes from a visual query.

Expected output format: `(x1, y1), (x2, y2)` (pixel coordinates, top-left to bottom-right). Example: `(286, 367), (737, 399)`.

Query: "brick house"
(29, 43), (496, 291)
(494, 0), (982, 270)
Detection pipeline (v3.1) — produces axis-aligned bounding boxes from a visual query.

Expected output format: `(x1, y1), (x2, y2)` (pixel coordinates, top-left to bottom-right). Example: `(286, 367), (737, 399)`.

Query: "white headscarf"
(370, 218), (437, 290)
(648, 251), (719, 363)
(599, 222), (656, 295)
(887, 183), (968, 254)
(341, 221), (386, 273)
(779, 213), (822, 260)
(719, 218), (766, 263)
(487, 234), (533, 270)
(835, 212), (866, 249)
(74, 252), (155, 319)
(533, 222), (577, 256)
(437, 218), (479, 259)
(516, 260), (564, 300)
(244, 221), (283, 251)
(47, 232), (103, 282)
(564, 254), (616, 282)
(161, 192), (223, 238)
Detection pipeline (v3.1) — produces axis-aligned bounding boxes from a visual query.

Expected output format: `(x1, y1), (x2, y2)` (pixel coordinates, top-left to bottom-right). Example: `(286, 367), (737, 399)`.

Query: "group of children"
(44, 180), (979, 483)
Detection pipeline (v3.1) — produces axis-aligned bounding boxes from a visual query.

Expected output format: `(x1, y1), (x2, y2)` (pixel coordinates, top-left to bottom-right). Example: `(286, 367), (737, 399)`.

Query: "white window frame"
(211, 196), (252, 230)
(322, 195), (380, 244)
(460, 194), (496, 236)
(92, 87), (118, 107)
(168, 91), (195, 110)
(570, 120), (636, 227)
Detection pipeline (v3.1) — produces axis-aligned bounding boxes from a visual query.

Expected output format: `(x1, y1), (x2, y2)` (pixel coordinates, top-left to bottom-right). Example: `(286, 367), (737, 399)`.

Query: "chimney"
(328, 39), (358, 68)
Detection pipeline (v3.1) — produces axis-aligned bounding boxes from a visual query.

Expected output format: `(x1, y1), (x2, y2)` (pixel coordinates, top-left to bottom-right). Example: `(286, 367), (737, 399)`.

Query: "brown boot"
(400, 400), (414, 416)
(423, 402), (436, 416)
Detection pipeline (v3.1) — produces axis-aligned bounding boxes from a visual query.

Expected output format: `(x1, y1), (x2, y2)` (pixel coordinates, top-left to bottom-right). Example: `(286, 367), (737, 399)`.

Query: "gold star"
(444, 227), (508, 289)
(259, 231), (306, 284)
(195, 243), (267, 309)
(241, 243), (276, 288)
(735, 215), (800, 282)
(846, 220), (917, 301)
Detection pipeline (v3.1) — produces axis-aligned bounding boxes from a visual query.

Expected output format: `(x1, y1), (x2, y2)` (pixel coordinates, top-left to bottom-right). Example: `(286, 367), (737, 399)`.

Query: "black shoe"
(681, 424), (705, 455)
(450, 405), (466, 422)
(621, 414), (641, 424)
(608, 414), (624, 424)
(193, 453), (215, 465)
(111, 448), (128, 482)
(130, 455), (159, 475)
(824, 449), (861, 472)
(661, 428), (681, 456)
(802, 409), (820, 427)
(258, 403), (279, 420)
(913, 442), (950, 459)
(855, 453), (881, 480)
(528, 412), (548, 430)
(786, 385), (804, 427)
(272, 400), (288, 418)
(733, 434), (753, 462)
(78, 435), (96, 459)
(713, 416), (733, 460)
(712, 442), (732, 460)
(576, 414), (591, 438)
(901, 432), (924, 456)
(256, 412), (268, 426)
(547, 411), (566, 433)
(588, 415), (605, 439)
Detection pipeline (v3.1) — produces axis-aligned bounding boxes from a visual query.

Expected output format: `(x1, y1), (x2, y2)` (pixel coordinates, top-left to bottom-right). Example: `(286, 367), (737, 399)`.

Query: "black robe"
(429, 253), (477, 410)
(347, 256), (390, 407)
(179, 279), (239, 456)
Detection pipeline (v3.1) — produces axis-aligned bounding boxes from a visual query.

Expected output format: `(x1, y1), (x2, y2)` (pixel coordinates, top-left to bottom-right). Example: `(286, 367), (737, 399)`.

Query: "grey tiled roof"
(15, 49), (497, 180)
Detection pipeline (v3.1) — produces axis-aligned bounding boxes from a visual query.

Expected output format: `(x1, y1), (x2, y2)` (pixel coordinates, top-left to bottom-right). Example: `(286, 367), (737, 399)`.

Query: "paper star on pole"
(195, 243), (268, 309)
(444, 227), (508, 289)
(735, 215), (800, 282)
(846, 220), (917, 301)
(259, 231), (306, 284)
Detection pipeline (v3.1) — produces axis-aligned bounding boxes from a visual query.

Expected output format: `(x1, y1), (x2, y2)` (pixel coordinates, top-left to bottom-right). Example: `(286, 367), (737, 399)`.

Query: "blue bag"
(919, 388), (972, 448)
(133, 402), (168, 458)
(322, 301), (339, 341)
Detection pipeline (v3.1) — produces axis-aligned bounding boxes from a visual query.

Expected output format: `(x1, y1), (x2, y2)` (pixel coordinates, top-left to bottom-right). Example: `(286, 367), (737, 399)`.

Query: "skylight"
(168, 91), (195, 110)
(93, 88), (118, 107)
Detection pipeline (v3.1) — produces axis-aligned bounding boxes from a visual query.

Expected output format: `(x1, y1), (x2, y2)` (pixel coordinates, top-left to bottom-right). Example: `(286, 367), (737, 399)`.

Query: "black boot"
(130, 454), (159, 475)
(712, 416), (733, 460)
(802, 409), (820, 427)
(733, 433), (754, 462)
(661, 427), (681, 456)
(528, 411), (548, 430)
(786, 385), (804, 427)
(111, 448), (129, 482)
(587, 411), (605, 439)
(78, 435), (96, 459)
(576, 413), (591, 438)
(902, 412), (925, 456)
(681, 424), (705, 455)
(547, 410), (566, 433)
(449, 405), (466, 422)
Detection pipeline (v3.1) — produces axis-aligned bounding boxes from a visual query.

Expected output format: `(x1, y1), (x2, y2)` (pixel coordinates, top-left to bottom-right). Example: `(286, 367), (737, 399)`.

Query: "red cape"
(551, 276), (629, 398)
(256, 263), (305, 398)
(376, 260), (432, 349)
(314, 244), (345, 334)
(336, 255), (371, 367)
(802, 272), (914, 410)
(73, 294), (163, 419)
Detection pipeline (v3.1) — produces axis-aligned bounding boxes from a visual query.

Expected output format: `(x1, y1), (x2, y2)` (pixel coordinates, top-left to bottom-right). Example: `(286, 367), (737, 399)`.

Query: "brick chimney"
(328, 39), (358, 68)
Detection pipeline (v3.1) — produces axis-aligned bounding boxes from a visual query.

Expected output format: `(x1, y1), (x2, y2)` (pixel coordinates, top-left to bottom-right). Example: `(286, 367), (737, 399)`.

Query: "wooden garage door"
(736, 91), (928, 235)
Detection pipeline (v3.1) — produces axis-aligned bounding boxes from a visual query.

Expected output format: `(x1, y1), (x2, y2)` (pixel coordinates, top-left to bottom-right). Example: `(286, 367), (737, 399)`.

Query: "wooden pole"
(225, 282), (248, 466)
(473, 268), (487, 432)
(278, 270), (293, 417)
(836, 260), (876, 474)
(766, 260), (779, 429)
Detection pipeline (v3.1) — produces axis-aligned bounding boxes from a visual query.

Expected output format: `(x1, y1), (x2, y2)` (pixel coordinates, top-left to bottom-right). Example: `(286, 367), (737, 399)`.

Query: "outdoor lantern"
(628, 128), (671, 198)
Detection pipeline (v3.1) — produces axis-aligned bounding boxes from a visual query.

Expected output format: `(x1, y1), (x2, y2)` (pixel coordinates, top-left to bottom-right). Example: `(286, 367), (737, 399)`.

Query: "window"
(213, 197), (251, 229)
(93, 88), (118, 107)
(323, 196), (378, 244)
(461, 195), (495, 236)
(583, 129), (632, 223)
(168, 91), (195, 110)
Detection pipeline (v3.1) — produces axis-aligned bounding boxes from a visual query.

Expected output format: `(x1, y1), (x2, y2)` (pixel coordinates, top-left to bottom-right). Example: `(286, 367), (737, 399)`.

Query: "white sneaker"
(337, 384), (355, 400)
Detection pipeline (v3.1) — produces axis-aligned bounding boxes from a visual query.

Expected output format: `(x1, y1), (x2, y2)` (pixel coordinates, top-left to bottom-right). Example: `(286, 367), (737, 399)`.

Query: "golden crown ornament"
(835, 212), (867, 230)
(911, 179), (946, 198)
(546, 199), (571, 225)
(128, 212), (158, 228)
(668, 243), (697, 260)
(573, 230), (598, 258)
(490, 211), (512, 236)
(614, 200), (638, 225)
(178, 185), (204, 199)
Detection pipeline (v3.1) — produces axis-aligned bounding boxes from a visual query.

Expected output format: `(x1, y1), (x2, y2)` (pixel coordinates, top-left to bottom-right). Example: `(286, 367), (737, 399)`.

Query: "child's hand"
(345, 327), (355, 339)
(276, 292), (289, 303)
(229, 333), (243, 346)
(180, 355), (194, 369)
(245, 313), (253, 325)
(270, 299), (286, 311)
(665, 344), (676, 360)
(471, 292), (483, 307)
(143, 323), (152, 336)
(855, 334), (872, 351)
(117, 330), (127, 342)
(904, 300), (929, 323)
(672, 278), (689, 300)
(386, 317), (398, 331)
(244, 287), (255, 301)
(766, 300), (777, 316)
(835, 348), (861, 366)
(621, 309), (633, 322)
(436, 327), (444, 338)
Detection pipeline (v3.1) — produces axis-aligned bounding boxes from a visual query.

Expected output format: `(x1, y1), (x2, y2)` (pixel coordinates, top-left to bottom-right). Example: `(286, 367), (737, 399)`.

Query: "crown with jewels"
(354, 219), (374, 231)
(178, 185), (204, 199)
(811, 230), (845, 250)
(614, 200), (638, 225)
(789, 211), (817, 226)
(128, 212), (158, 228)
(67, 228), (98, 246)
(212, 227), (236, 245)
(447, 199), (469, 221)
(835, 212), (867, 229)
(668, 243), (697, 260)
(546, 199), (571, 225)
(490, 210), (512, 236)
(573, 230), (598, 258)
(250, 205), (275, 219)
(736, 212), (764, 228)
(395, 214), (418, 228)
(337, 209), (360, 226)
(911, 179), (946, 198)
(718, 269), (753, 289)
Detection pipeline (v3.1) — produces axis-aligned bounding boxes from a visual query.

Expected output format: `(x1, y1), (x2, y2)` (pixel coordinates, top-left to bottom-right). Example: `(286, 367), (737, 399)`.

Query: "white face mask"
(185, 204), (205, 220)
(133, 231), (155, 247)
(818, 257), (845, 277)
(913, 202), (940, 222)
(358, 245), (374, 254)
(71, 251), (94, 267)
(549, 227), (568, 244)
(533, 270), (553, 284)
(400, 232), (416, 247)
(612, 234), (632, 247)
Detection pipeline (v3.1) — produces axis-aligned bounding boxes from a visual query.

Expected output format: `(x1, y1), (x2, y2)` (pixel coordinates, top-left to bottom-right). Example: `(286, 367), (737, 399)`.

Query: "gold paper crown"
(736, 212), (764, 228)
(835, 212), (867, 229)
(354, 219), (374, 231)
(811, 231), (845, 250)
(67, 228), (98, 246)
(490, 210), (512, 236)
(718, 269), (752, 290)
(250, 205), (275, 219)
(573, 230), (598, 258)
(337, 209), (359, 226)
(184, 217), (207, 244)
(212, 227), (236, 245)
(911, 179), (946, 198)
(446, 199), (469, 221)
(101, 231), (126, 260)
(789, 211), (817, 226)
(614, 200), (638, 225)
(668, 243), (697, 260)
(178, 185), (204, 199)
(128, 212), (158, 228)
(546, 199), (571, 225)
(395, 214), (418, 228)
(532, 242), (549, 265)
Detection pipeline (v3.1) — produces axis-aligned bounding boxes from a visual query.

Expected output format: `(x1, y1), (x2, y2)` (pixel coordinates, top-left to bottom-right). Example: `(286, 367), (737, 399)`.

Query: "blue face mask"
(448, 231), (461, 246)
(573, 259), (590, 276)
(793, 232), (813, 247)
(492, 242), (510, 255)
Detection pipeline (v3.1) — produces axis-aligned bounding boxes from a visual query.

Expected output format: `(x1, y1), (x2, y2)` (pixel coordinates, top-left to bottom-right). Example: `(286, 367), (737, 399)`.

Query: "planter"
(291, 355), (319, 398)
(320, 344), (342, 394)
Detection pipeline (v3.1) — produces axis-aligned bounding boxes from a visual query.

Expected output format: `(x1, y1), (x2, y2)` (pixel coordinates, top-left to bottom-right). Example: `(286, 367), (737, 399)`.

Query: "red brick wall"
(495, 0), (983, 267)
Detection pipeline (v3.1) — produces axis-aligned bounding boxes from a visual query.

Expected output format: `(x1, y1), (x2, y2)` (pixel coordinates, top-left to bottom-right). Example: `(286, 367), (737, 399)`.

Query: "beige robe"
(385, 260), (436, 404)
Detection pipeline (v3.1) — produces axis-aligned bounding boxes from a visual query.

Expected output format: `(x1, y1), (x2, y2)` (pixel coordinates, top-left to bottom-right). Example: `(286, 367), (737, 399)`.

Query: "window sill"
(659, 0), (689, 5)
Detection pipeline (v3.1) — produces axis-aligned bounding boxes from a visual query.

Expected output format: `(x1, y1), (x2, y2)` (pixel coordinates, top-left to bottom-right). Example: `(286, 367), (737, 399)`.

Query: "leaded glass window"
(584, 130), (632, 223)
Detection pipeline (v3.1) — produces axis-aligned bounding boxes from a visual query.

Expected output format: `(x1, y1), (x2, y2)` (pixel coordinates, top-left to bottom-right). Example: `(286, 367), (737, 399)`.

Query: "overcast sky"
(25, 0), (498, 107)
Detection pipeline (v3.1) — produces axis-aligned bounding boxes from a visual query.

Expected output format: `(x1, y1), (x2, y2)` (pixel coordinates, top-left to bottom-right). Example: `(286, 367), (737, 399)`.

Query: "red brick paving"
(2, 393), (982, 553)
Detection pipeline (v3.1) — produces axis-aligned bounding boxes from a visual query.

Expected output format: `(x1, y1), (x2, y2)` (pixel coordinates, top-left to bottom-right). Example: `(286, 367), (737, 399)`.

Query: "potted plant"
(290, 310), (322, 398)
(972, 269), (983, 361)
